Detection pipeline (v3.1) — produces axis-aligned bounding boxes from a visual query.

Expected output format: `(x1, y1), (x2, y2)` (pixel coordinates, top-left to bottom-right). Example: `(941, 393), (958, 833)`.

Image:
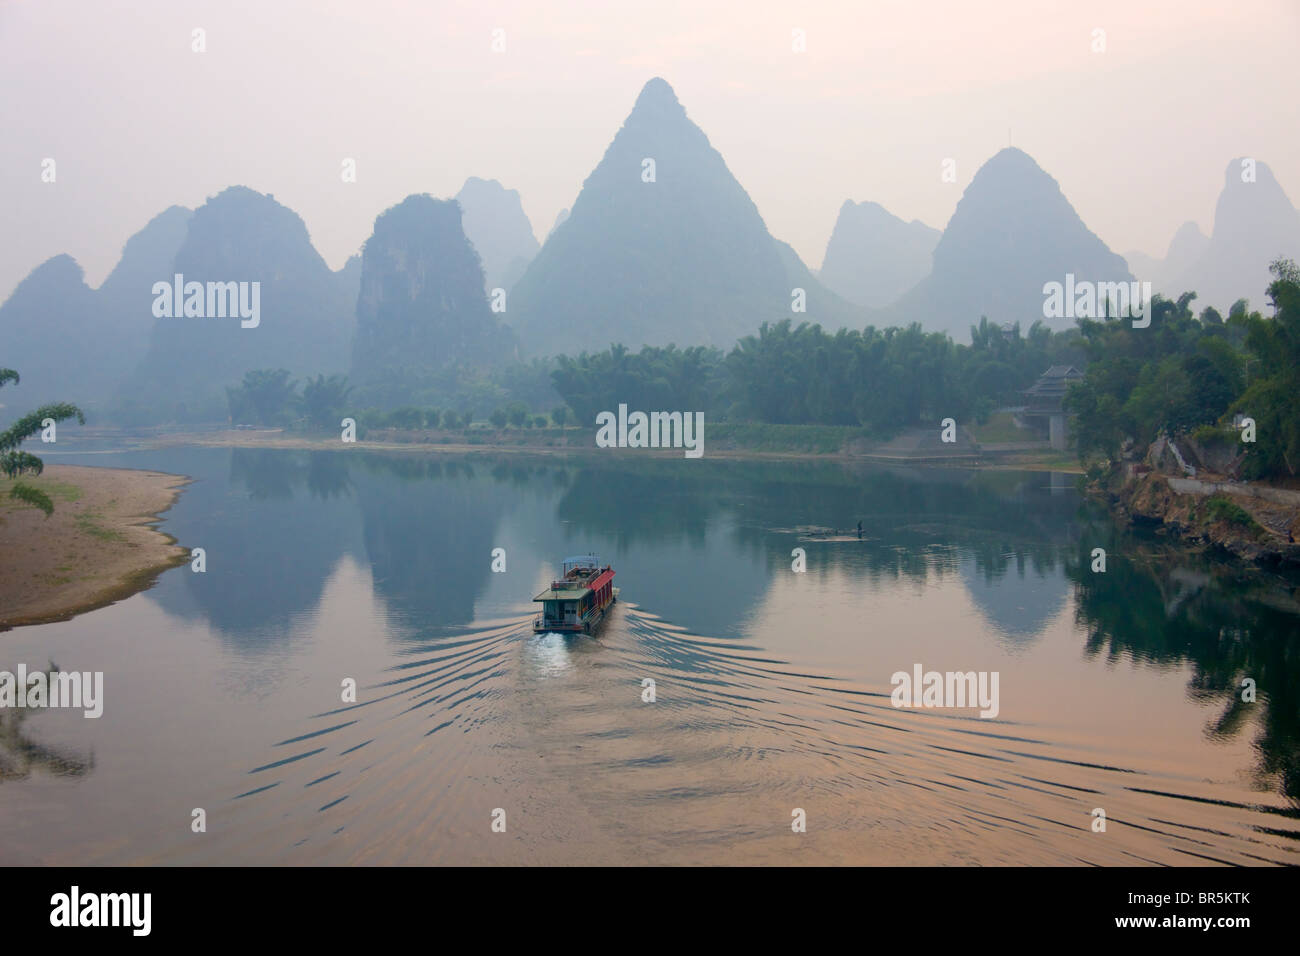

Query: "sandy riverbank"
(0, 465), (189, 630)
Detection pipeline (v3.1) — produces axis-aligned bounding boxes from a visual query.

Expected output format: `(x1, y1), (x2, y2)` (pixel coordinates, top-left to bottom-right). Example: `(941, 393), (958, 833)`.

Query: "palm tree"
(0, 368), (84, 516)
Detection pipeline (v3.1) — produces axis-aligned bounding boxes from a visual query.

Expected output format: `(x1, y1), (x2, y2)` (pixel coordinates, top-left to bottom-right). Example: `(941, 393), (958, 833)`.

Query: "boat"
(532, 554), (618, 634)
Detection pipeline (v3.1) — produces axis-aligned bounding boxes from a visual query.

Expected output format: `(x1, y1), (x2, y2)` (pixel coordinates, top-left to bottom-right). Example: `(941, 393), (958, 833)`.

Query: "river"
(2, 445), (1297, 865)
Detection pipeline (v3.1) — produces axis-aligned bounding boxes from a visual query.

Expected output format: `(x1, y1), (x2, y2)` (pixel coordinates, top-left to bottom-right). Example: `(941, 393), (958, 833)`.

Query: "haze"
(1, 0), (1297, 302)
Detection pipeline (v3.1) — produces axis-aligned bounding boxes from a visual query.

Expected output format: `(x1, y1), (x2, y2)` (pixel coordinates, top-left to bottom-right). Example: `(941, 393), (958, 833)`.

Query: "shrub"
(1204, 495), (1259, 530)
(1190, 422), (1234, 447)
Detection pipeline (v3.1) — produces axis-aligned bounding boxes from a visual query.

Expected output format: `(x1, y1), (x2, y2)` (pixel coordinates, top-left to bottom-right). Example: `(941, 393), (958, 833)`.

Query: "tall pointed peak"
(977, 147), (1050, 181)
(989, 146), (1036, 163)
(632, 77), (684, 117)
(509, 76), (857, 351)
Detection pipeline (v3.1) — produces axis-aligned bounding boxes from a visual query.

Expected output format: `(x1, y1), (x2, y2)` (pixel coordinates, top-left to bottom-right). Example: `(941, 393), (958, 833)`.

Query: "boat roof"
(533, 585), (591, 602)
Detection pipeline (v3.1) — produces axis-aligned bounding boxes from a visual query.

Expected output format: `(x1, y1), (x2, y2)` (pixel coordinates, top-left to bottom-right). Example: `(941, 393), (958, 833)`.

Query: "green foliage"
(347, 357), (559, 426)
(1066, 290), (1248, 463)
(1065, 262), (1300, 482)
(553, 344), (727, 426)
(1203, 495), (1259, 531)
(388, 406), (427, 430)
(489, 408), (508, 428)
(550, 319), (1081, 435)
(226, 369), (300, 426)
(1, 402), (87, 478)
(76, 510), (125, 542)
(8, 481), (53, 517)
(1190, 422), (1235, 447)
(1232, 259), (1300, 479)
(302, 374), (352, 432)
(706, 422), (869, 453)
(0, 370), (85, 504)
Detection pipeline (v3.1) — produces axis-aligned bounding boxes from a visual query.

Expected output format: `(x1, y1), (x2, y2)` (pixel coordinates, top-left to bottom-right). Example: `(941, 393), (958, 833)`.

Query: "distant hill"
(880, 147), (1131, 342)
(117, 187), (355, 423)
(1124, 221), (1208, 299)
(1163, 221), (1211, 290)
(510, 77), (859, 354)
(454, 176), (539, 295)
(350, 194), (514, 407)
(1169, 159), (1300, 313)
(0, 206), (194, 422)
(819, 200), (939, 308)
(0, 255), (102, 420)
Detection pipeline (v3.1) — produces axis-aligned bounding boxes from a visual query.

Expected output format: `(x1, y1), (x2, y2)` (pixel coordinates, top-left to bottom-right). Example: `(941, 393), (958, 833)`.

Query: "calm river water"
(2, 445), (1298, 865)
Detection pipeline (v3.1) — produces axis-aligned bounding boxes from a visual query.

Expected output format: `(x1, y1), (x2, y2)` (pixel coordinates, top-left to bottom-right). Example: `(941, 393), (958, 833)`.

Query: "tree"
(389, 406), (426, 430)
(489, 408), (508, 428)
(226, 369), (300, 426)
(0, 368), (85, 516)
(1233, 259), (1300, 477)
(302, 374), (352, 432)
(506, 401), (529, 428)
(551, 406), (569, 432)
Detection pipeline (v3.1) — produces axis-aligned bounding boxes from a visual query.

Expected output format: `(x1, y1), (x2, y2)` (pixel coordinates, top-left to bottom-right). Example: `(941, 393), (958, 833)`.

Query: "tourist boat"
(533, 554), (618, 634)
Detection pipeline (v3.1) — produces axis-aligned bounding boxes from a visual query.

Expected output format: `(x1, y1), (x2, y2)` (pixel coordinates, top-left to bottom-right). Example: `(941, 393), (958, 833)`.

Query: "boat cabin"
(533, 555), (616, 633)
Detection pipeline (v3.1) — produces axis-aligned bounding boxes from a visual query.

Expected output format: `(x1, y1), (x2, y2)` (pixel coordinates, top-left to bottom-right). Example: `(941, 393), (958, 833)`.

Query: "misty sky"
(2, 0), (1298, 302)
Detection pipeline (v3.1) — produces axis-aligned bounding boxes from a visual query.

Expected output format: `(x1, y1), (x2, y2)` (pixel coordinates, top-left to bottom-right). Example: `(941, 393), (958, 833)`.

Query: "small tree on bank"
(0, 368), (85, 516)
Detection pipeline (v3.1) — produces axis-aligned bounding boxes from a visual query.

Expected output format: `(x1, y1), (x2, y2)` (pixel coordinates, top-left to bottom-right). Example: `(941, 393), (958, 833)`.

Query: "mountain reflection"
(105, 446), (1300, 805)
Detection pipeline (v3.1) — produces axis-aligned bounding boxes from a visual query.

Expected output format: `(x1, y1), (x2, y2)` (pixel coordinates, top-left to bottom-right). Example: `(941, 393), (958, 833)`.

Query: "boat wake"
(141, 602), (1298, 865)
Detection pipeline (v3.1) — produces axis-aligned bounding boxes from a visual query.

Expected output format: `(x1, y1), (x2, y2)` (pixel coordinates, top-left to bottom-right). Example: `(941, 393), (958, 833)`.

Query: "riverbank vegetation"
(222, 315), (1085, 443)
(1068, 259), (1300, 482)
(210, 259), (1299, 475)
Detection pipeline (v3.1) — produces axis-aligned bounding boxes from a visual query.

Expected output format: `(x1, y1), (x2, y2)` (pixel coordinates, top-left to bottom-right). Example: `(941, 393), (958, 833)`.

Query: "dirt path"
(0, 465), (189, 631)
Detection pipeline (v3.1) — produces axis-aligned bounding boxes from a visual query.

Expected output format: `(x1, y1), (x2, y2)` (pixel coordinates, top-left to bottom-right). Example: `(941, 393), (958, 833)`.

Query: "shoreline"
(135, 428), (1086, 473)
(0, 465), (190, 631)
(1102, 466), (1300, 568)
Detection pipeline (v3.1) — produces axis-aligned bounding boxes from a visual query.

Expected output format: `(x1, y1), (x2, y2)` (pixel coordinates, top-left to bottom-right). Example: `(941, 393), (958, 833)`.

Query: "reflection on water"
(2, 446), (1298, 865)
(524, 631), (582, 679)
